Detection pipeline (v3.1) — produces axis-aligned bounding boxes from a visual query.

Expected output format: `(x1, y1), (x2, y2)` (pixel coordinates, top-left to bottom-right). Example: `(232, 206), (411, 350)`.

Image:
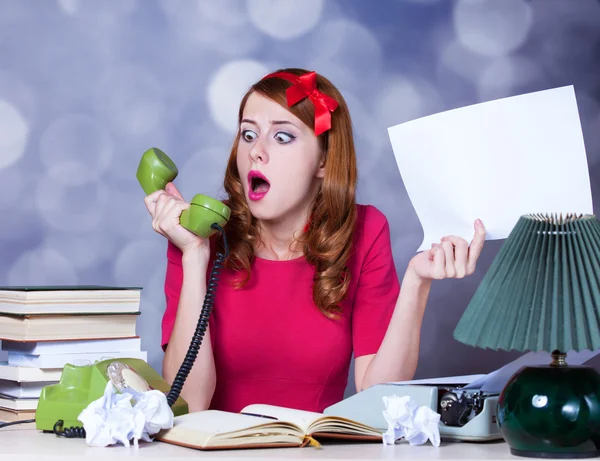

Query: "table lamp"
(453, 213), (600, 459)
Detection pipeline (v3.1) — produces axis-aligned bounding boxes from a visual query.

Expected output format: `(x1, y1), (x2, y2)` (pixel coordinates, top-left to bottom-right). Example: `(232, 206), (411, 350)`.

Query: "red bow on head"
(261, 71), (338, 136)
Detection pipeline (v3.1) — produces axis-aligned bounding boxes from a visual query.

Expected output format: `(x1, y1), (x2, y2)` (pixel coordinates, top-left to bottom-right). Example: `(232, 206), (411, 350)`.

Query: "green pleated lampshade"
(453, 213), (600, 352)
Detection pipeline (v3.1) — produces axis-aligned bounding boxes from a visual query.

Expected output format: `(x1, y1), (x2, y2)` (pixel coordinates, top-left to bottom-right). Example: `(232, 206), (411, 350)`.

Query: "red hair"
(220, 68), (357, 318)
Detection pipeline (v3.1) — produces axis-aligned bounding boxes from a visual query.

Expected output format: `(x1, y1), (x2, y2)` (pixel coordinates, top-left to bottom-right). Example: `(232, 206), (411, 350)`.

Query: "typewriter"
(324, 350), (600, 442)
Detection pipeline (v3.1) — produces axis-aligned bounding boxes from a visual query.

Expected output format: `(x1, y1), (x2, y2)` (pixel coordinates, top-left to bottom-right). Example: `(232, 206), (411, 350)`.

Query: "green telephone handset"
(34, 148), (231, 436)
(136, 147), (230, 238)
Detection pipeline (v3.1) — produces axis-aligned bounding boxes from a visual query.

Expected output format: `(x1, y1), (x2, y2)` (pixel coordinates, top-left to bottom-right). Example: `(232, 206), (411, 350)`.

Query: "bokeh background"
(1, 0), (599, 395)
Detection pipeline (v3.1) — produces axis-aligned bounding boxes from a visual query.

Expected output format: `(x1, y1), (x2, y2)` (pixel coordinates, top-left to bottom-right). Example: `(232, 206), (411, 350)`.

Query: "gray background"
(1, 0), (599, 396)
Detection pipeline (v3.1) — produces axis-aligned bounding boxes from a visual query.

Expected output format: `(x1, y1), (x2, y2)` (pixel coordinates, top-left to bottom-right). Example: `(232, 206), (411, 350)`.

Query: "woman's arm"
(355, 267), (430, 391)
(355, 221), (486, 392)
(162, 249), (216, 412)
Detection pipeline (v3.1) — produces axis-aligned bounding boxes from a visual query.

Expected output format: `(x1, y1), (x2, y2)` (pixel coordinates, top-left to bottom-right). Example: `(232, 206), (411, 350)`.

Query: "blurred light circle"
(103, 131), (170, 183)
(477, 56), (541, 101)
(94, 65), (164, 137)
(157, 0), (208, 32)
(247, 0), (323, 40)
(438, 39), (491, 83)
(453, 0), (533, 57)
(8, 247), (77, 285)
(113, 239), (165, 286)
(375, 76), (443, 133)
(36, 162), (109, 233)
(57, 0), (138, 17)
(177, 147), (228, 201)
(477, 59), (515, 102)
(42, 161), (95, 187)
(0, 208), (40, 242)
(45, 231), (117, 270)
(354, 145), (386, 188)
(103, 187), (150, 238)
(0, 166), (26, 210)
(0, 100), (29, 170)
(310, 19), (380, 63)
(308, 20), (383, 90)
(199, 0), (248, 27)
(56, 0), (79, 15)
(158, 0), (260, 56)
(340, 90), (380, 150)
(39, 113), (113, 178)
(172, 109), (233, 160)
(207, 60), (269, 133)
(197, 22), (262, 57)
(0, 71), (37, 124)
(375, 77), (422, 128)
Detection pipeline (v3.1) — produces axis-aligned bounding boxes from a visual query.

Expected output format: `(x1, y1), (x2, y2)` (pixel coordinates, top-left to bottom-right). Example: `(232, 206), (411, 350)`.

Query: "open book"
(156, 404), (383, 450)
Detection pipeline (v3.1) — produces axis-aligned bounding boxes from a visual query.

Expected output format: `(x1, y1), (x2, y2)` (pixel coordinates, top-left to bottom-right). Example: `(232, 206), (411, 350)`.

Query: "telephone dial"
(34, 147), (231, 436)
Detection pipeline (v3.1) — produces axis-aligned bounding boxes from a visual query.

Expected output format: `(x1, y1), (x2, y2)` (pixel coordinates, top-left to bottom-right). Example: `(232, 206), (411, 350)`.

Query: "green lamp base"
(497, 351), (600, 459)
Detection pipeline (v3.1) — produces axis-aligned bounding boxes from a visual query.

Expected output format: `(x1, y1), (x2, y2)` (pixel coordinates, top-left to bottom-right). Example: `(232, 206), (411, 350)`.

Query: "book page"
(241, 404), (381, 436)
(241, 404), (321, 434)
(0, 362), (62, 382)
(0, 337), (141, 355)
(174, 410), (276, 433)
(159, 410), (303, 448)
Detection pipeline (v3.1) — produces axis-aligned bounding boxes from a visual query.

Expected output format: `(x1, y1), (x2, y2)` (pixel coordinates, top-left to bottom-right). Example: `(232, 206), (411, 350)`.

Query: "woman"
(144, 68), (486, 413)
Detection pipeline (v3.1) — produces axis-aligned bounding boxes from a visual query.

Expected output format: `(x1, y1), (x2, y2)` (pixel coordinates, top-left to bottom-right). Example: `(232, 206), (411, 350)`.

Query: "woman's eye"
(242, 129), (257, 142)
(274, 131), (295, 143)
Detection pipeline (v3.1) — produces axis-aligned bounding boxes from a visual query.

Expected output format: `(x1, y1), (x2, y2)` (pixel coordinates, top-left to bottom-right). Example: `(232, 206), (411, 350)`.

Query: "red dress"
(161, 204), (400, 413)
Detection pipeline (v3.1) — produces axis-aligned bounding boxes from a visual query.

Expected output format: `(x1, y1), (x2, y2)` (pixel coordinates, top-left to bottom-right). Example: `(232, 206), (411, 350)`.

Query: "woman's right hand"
(144, 182), (209, 256)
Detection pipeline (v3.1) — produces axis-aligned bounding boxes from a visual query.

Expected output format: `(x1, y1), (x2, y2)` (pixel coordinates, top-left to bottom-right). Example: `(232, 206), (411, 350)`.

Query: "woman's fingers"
(441, 236), (469, 278)
(143, 190), (166, 216)
(431, 243), (446, 279)
(467, 219), (486, 275)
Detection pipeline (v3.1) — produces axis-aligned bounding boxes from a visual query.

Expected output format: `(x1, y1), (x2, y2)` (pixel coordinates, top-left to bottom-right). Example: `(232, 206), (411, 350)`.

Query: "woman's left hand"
(408, 219), (486, 281)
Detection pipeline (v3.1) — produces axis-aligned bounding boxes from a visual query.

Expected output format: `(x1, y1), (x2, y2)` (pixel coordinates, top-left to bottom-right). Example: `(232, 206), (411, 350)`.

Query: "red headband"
(261, 71), (338, 136)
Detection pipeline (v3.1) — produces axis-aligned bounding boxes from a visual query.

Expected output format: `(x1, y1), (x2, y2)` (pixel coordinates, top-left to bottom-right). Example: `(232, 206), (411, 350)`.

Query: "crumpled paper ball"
(77, 381), (174, 447)
(381, 394), (441, 447)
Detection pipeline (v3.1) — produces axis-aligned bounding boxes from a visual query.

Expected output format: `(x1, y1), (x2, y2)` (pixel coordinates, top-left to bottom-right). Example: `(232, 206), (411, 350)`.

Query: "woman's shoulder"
(355, 204), (391, 241)
(351, 204), (394, 257)
(348, 204), (395, 274)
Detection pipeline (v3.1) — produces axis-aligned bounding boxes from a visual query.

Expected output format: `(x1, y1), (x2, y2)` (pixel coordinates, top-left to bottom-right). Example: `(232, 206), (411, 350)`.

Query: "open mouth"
(248, 170), (270, 200)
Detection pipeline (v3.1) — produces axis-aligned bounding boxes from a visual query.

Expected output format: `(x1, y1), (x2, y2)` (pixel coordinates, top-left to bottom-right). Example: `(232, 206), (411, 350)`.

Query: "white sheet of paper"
(463, 349), (600, 393)
(390, 374), (485, 386)
(387, 85), (594, 251)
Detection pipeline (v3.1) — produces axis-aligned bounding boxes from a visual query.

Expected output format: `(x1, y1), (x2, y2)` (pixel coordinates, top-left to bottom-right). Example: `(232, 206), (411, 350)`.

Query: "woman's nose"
(249, 139), (268, 163)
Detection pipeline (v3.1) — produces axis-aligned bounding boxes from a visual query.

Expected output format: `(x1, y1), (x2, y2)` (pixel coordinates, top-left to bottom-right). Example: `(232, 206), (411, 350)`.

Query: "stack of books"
(0, 286), (145, 424)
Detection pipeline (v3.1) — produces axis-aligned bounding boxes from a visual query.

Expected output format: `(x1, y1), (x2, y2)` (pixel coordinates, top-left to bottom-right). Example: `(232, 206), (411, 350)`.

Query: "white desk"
(0, 427), (521, 460)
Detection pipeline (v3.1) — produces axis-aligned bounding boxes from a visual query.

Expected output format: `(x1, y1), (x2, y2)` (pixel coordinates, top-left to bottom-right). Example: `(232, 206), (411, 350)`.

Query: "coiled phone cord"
(51, 223), (229, 438)
(53, 420), (85, 438)
(166, 223), (228, 406)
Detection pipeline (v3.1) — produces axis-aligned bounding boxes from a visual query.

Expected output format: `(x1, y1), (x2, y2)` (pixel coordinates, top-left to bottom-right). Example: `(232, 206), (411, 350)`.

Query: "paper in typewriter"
(463, 350), (600, 393)
(387, 85), (594, 251)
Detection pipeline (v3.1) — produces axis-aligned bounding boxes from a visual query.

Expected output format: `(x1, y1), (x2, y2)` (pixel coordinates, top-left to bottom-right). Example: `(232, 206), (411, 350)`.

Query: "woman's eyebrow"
(271, 120), (296, 127)
(241, 118), (298, 128)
